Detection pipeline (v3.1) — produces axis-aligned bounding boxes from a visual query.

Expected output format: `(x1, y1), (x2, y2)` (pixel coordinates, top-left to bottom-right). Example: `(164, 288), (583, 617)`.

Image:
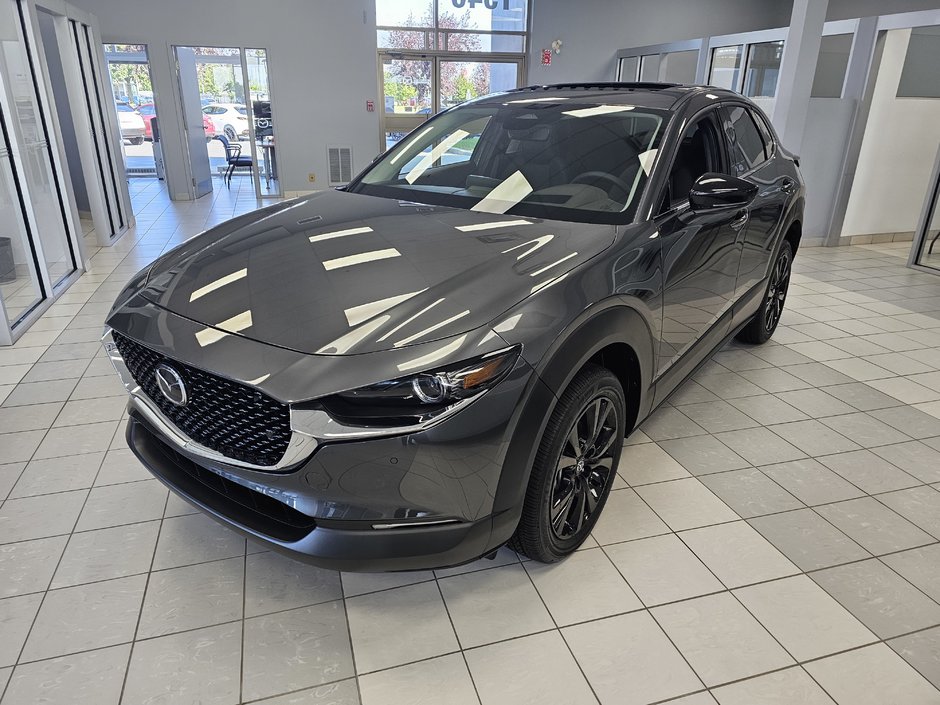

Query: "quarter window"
(726, 105), (767, 174)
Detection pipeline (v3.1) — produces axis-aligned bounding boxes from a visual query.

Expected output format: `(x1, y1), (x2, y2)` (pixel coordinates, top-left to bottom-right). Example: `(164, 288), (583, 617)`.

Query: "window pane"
(377, 29), (433, 49)
(658, 50), (698, 84)
(710, 45), (742, 90)
(439, 0), (527, 34)
(441, 31), (524, 52)
(639, 55), (659, 82)
(383, 58), (432, 114)
(812, 33), (852, 98)
(619, 56), (638, 81)
(377, 0), (433, 27)
(897, 25), (940, 98)
(727, 105), (766, 174)
(439, 60), (518, 108)
(744, 40), (784, 98)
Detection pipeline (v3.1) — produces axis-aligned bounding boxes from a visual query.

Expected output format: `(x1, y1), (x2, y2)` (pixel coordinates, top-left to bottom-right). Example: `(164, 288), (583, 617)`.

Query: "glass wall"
(1, 0), (77, 289)
(0, 0), (91, 343)
(376, 1), (528, 152)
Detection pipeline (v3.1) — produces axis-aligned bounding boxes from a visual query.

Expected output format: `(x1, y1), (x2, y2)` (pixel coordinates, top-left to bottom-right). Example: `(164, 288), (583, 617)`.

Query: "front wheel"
(224, 125), (237, 142)
(129, 136), (144, 145)
(737, 240), (793, 345)
(511, 364), (626, 562)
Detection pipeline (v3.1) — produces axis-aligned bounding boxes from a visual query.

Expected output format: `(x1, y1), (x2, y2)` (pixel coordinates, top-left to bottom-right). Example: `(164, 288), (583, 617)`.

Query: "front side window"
(725, 105), (767, 174)
(660, 112), (723, 211)
(349, 100), (668, 224)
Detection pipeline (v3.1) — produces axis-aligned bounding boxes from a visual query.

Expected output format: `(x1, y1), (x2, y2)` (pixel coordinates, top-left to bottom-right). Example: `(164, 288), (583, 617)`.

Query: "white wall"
(527, 0), (792, 83)
(841, 28), (940, 237)
(71, 0), (380, 198)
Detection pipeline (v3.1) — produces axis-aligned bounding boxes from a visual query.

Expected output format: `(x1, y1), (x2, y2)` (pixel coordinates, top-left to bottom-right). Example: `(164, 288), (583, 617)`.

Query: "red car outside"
(138, 103), (215, 141)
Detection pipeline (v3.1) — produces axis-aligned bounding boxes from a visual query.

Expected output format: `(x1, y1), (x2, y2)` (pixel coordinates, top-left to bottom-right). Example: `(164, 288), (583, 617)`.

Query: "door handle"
(730, 209), (749, 231)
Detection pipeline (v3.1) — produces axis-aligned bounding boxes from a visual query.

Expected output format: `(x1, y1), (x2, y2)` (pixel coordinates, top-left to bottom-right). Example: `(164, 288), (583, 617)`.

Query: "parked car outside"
(137, 103), (215, 142)
(115, 101), (145, 145)
(104, 83), (804, 571)
(202, 103), (250, 141)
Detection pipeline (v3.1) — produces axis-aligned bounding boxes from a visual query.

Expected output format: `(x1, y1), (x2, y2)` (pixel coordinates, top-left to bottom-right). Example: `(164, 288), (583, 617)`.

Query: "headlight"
(317, 345), (521, 427)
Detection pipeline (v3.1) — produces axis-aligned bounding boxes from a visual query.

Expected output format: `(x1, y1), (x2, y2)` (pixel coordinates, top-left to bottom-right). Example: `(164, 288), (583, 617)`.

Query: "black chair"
(215, 134), (252, 188)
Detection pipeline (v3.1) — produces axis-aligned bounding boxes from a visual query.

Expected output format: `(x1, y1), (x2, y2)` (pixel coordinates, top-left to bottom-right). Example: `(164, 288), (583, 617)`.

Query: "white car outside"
(115, 102), (146, 145)
(202, 103), (250, 141)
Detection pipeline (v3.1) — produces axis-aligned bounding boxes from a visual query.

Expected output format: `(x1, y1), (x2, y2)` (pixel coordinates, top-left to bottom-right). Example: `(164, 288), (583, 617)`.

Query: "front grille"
(113, 332), (291, 467)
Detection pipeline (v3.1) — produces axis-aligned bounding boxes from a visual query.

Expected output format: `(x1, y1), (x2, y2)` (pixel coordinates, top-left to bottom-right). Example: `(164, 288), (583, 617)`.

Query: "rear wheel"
(129, 136), (144, 145)
(224, 125), (237, 141)
(737, 240), (793, 345)
(511, 364), (626, 562)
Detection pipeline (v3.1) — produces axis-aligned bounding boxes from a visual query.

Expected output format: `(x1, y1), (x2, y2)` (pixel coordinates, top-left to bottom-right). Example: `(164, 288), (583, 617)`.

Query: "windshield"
(349, 100), (668, 224)
(115, 103), (134, 112)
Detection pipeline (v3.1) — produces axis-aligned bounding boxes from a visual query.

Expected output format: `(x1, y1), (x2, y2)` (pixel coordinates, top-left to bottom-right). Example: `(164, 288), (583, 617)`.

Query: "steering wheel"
(571, 171), (633, 201)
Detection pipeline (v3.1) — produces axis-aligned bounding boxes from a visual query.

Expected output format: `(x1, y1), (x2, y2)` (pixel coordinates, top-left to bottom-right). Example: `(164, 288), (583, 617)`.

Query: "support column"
(773, 0), (829, 152)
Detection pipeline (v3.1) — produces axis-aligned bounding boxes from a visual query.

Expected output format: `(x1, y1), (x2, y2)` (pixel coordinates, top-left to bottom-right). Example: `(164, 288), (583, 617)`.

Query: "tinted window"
(726, 105), (767, 174)
(235, 106), (247, 115)
(350, 101), (669, 225)
(662, 112), (723, 211)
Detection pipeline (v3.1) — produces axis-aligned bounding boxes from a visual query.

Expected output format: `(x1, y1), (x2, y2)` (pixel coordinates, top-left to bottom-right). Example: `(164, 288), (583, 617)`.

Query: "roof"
(486, 83), (736, 111)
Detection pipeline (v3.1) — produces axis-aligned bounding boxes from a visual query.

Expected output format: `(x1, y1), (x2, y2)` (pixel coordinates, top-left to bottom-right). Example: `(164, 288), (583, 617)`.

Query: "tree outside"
(383, 8), (492, 112)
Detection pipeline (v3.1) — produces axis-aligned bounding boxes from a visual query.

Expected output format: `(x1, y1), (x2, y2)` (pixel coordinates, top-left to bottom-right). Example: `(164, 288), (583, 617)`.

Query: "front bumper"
(105, 302), (546, 570)
(129, 411), (499, 571)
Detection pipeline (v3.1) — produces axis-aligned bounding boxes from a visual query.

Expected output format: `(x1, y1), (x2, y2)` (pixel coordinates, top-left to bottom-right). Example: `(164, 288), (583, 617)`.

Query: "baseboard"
(846, 231), (915, 245)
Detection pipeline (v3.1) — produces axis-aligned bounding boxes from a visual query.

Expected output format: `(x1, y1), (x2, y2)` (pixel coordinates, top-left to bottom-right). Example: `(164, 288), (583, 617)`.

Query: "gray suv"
(104, 83), (804, 571)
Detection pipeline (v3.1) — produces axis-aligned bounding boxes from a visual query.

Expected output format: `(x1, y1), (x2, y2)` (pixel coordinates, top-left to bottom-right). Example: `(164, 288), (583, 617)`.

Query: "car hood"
(138, 189), (616, 355)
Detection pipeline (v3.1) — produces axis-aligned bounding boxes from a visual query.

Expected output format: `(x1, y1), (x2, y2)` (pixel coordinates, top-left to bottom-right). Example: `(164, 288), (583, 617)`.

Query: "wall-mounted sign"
(366, 100), (375, 112)
(451, 0), (512, 10)
(542, 49), (552, 66)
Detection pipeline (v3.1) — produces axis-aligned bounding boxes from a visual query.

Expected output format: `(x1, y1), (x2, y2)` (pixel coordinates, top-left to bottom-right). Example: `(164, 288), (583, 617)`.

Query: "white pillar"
(774, 0), (829, 152)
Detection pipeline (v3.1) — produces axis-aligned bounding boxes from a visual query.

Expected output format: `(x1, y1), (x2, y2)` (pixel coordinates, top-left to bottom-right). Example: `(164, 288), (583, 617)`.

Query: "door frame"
(908, 140), (940, 275)
(377, 49), (525, 153)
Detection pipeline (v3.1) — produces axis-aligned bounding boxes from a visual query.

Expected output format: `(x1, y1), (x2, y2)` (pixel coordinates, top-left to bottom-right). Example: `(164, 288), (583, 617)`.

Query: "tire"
(224, 125), (237, 141)
(129, 137), (144, 145)
(737, 240), (793, 345)
(511, 363), (626, 562)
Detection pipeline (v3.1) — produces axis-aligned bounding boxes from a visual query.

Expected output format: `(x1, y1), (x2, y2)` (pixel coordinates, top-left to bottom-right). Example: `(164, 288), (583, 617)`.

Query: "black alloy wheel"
(511, 364), (626, 562)
(550, 396), (619, 540)
(764, 246), (791, 333)
(737, 240), (793, 344)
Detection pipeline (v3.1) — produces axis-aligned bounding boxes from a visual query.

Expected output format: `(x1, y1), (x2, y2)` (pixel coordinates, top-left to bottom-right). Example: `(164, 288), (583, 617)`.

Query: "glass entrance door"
(379, 52), (522, 151)
(175, 46), (279, 199)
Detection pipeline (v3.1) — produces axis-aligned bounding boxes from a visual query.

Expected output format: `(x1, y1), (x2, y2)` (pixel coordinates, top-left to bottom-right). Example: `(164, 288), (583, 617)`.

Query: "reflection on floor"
(1, 232), (940, 703)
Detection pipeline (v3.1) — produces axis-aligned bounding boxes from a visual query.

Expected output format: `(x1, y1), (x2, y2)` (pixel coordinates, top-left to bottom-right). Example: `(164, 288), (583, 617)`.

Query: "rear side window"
(726, 105), (767, 174)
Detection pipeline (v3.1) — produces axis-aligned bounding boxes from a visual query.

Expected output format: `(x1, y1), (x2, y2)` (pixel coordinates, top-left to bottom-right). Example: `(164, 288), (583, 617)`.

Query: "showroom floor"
(1, 186), (940, 704)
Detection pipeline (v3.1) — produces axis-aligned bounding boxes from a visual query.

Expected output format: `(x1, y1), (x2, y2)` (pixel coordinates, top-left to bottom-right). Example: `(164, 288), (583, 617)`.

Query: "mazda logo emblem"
(154, 364), (188, 406)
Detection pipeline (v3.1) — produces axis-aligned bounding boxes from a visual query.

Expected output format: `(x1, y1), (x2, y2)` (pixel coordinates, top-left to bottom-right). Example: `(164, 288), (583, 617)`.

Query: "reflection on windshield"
(350, 101), (668, 224)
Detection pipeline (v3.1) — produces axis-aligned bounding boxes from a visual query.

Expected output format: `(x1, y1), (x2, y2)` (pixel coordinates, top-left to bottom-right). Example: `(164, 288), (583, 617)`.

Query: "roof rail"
(509, 82), (682, 93)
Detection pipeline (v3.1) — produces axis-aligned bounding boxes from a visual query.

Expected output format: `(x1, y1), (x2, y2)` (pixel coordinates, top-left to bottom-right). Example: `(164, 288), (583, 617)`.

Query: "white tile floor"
(1, 184), (940, 703)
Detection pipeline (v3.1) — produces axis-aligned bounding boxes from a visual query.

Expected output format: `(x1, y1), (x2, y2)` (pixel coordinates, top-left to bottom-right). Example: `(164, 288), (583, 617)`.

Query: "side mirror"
(689, 173), (758, 212)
